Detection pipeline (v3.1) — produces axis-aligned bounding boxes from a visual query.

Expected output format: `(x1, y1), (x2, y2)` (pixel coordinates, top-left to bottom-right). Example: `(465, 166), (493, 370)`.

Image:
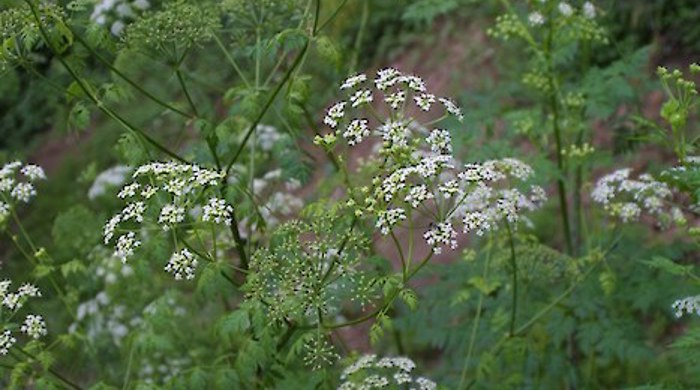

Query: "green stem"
(505, 221), (517, 336)
(72, 32), (192, 118)
(175, 68), (199, 118)
(316, 0), (349, 33)
(348, 0), (369, 74)
(390, 231), (408, 280)
(224, 40), (310, 174)
(322, 252), (434, 330)
(545, 15), (573, 255)
(458, 235), (492, 389)
(212, 32), (251, 88)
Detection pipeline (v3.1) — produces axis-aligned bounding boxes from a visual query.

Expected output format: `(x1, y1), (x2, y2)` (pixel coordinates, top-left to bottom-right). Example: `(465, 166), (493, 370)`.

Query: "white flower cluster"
(69, 291), (132, 345)
(338, 354), (437, 390)
(321, 68), (463, 142)
(591, 168), (685, 226)
(320, 70), (544, 255)
(0, 279), (47, 354)
(528, 1), (597, 28)
(105, 161), (233, 280)
(164, 248), (198, 280)
(369, 153), (543, 252)
(88, 165), (130, 200)
(91, 0), (151, 36)
(256, 124), (284, 152)
(0, 161), (45, 222)
(528, 12), (545, 26)
(672, 295), (700, 318)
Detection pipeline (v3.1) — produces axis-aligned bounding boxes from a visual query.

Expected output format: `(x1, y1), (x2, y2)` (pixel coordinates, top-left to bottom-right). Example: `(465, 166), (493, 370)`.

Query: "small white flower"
(0, 178), (14, 192)
(438, 98), (464, 121)
(88, 165), (130, 200)
(0, 330), (15, 355)
(438, 180), (461, 199)
(0, 161), (22, 178)
(377, 121), (411, 147)
(401, 75), (427, 92)
(385, 90), (406, 110)
(0, 280), (11, 297)
(141, 185), (157, 199)
(116, 3), (134, 18)
(133, 0), (151, 11)
(558, 2), (574, 17)
(21, 314), (47, 339)
(164, 249), (198, 280)
(463, 211), (492, 236)
(17, 283), (41, 298)
(202, 198), (233, 225)
(343, 119), (371, 146)
(426, 129), (452, 155)
(414, 93), (436, 111)
(20, 164), (46, 181)
(350, 89), (373, 107)
(163, 178), (188, 197)
(424, 221), (458, 254)
(376, 208), (407, 235)
(2, 293), (21, 310)
(405, 185), (433, 208)
(158, 204), (186, 230)
(114, 232), (140, 263)
(110, 20), (126, 36)
(415, 155), (453, 178)
(10, 182), (36, 203)
(340, 74), (367, 90)
(104, 214), (121, 244)
(324, 101), (346, 128)
(583, 2), (596, 19)
(416, 377), (437, 390)
(121, 201), (145, 223)
(192, 168), (225, 187)
(118, 182), (141, 199)
(673, 295), (700, 318)
(528, 12), (545, 26)
(0, 202), (9, 222)
(375, 68), (401, 90)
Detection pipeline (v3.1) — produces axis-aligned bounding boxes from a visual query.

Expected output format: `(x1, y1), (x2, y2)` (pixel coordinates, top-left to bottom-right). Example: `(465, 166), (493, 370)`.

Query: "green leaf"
(399, 288), (418, 311)
(214, 368), (240, 388)
(52, 205), (100, 253)
(216, 310), (251, 341)
(469, 276), (500, 295)
(314, 36), (340, 69)
(188, 367), (208, 389)
(369, 322), (384, 346)
(60, 259), (86, 277)
(381, 275), (401, 298)
(450, 289), (471, 306)
(68, 101), (90, 131)
(33, 264), (55, 279)
(116, 133), (148, 166)
(643, 256), (692, 276)
(598, 270), (616, 296)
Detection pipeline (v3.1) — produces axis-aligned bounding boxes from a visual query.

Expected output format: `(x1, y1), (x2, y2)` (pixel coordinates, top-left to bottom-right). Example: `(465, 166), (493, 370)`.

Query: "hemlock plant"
(1, 0), (700, 388)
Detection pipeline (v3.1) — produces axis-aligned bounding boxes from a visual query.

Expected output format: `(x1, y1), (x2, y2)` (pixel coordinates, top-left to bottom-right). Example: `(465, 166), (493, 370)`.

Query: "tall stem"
(505, 221), (517, 335)
(458, 235), (493, 389)
(545, 15), (573, 254)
